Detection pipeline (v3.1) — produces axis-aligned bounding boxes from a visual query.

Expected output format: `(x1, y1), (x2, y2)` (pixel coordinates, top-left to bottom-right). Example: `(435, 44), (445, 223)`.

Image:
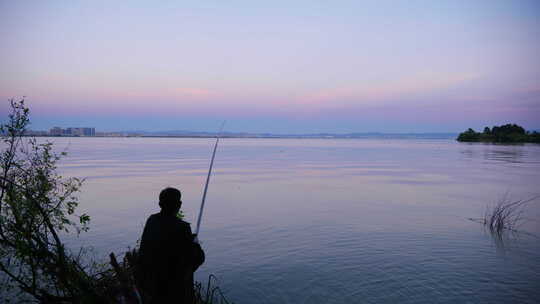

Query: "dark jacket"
(138, 212), (205, 303)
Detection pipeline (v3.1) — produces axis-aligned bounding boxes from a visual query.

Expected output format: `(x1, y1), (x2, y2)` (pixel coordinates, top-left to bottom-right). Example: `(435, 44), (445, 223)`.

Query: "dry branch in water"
(482, 194), (538, 234)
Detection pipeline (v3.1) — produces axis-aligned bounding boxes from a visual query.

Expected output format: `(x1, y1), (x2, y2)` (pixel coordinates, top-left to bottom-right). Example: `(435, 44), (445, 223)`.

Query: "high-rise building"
(82, 128), (95, 136)
(50, 127), (63, 136)
(67, 128), (81, 136)
(49, 127), (95, 136)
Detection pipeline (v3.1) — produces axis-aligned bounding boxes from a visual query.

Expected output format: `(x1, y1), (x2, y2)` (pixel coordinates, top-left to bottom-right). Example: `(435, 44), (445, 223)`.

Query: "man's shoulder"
(148, 212), (160, 219)
(147, 212), (188, 222)
(172, 219), (193, 241)
(145, 213), (192, 232)
(145, 212), (162, 224)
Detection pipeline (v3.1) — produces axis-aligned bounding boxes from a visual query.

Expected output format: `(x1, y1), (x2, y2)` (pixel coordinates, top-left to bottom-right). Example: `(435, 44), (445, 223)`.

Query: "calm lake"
(51, 137), (540, 303)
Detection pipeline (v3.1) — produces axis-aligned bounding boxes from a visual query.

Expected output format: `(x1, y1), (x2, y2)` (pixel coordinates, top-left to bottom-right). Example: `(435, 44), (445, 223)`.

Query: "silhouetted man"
(138, 187), (205, 303)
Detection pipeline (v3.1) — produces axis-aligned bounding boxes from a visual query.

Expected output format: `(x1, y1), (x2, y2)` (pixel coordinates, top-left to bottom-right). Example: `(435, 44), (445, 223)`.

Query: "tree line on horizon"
(457, 123), (540, 143)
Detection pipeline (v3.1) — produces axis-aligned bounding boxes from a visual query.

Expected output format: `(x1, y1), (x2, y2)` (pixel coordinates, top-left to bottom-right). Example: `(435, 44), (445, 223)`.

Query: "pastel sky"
(1, 0), (539, 133)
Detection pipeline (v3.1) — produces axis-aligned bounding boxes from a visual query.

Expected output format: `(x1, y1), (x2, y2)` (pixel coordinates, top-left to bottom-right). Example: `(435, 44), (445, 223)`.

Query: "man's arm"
(191, 235), (205, 271)
(179, 221), (205, 271)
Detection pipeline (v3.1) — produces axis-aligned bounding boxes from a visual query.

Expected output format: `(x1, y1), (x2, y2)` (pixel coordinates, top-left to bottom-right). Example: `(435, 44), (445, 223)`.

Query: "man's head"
(159, 187), (182, 215)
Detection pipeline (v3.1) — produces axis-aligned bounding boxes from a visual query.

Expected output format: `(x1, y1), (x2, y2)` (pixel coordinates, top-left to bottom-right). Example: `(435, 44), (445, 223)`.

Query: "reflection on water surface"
(460, 142), (537, 164)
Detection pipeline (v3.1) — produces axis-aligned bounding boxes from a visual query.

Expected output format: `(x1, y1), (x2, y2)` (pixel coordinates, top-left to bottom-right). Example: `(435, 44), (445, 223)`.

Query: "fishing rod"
(194, 121), (226, 240)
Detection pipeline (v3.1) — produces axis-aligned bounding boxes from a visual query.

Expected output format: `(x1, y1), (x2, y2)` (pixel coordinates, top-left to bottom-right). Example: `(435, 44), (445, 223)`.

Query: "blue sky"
(1, 0), (539, 133)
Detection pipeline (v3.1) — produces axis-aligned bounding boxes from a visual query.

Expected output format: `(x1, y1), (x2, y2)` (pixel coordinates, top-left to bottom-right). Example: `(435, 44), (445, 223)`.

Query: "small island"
(457, 124), (540, 143)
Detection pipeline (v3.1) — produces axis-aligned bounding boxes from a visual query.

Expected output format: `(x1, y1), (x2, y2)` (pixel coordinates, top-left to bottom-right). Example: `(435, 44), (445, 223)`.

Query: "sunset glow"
(1, 1), (539, 133)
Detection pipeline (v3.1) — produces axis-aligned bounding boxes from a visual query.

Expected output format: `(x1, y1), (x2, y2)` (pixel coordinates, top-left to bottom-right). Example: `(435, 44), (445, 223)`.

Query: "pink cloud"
(296, 72), (480, 107)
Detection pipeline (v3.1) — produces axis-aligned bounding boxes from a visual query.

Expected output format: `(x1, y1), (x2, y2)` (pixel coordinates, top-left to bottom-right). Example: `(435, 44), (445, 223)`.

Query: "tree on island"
(457, 123), (540, 143)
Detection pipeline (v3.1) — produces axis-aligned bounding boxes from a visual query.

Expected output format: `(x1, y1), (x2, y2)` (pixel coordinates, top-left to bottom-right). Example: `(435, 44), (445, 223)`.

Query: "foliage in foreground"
(0, 99), (103, 302)
(0, 99), (231, 303)
(456, 124), (540, 143)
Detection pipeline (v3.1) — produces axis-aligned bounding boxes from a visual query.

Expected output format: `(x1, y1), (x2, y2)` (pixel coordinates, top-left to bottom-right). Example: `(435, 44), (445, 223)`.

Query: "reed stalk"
(482, 194), (538, 234)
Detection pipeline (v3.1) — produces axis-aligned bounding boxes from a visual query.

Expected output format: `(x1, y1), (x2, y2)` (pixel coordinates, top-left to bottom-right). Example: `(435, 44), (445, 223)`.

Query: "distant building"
(83, 127), (95, 136)
(25, 130), (48, 136)
(50, 127), (63, 136)
(49, 127), (95, 136)
(67, 128), (81, 136)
